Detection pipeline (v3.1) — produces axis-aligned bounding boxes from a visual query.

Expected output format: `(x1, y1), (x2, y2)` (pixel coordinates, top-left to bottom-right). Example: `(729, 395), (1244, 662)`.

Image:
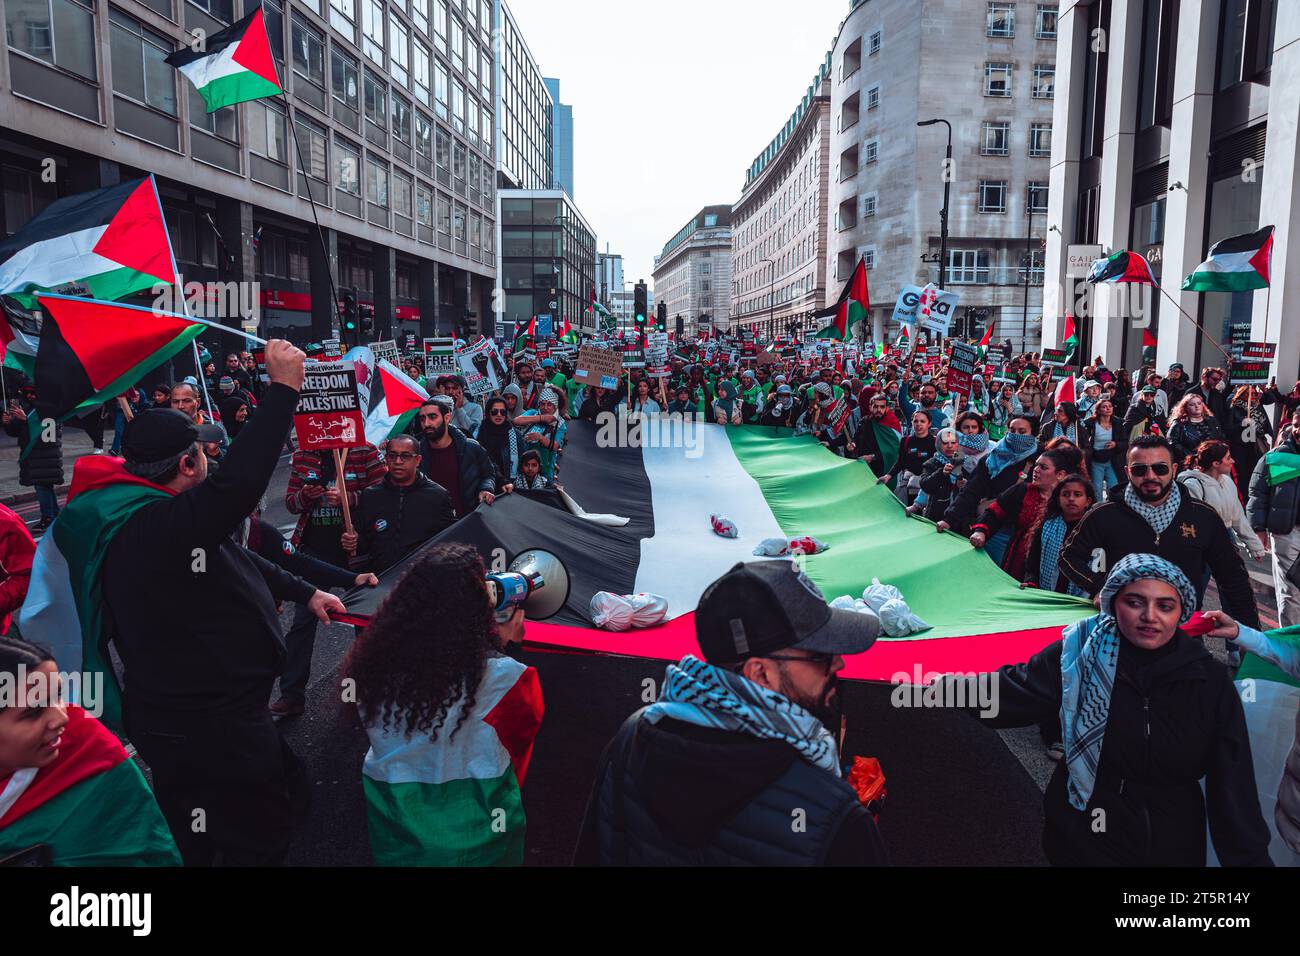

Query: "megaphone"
(485, 549), (570, 623)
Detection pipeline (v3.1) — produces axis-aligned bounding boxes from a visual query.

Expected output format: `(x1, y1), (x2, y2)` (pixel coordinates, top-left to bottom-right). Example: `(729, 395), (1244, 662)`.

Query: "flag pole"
(1154, 284), (1234, 364)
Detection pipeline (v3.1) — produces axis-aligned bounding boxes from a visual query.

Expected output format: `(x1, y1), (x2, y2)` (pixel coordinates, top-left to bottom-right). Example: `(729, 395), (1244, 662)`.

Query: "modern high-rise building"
(498, 190), (596, 337)
(596, 251), (624, 304)
(492, 0), (553, 191)
(652, 205), (734, 336)
(1043, 0), (1298, 380)
(826, 0), (1059, 350)
(1, 0), (499, 343)
(544, 76), (574, 198)
(731, 58), (832, 340)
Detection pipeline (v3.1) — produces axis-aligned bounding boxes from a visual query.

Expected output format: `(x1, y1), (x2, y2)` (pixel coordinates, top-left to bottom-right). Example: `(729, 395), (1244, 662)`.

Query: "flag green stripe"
(1237, 627), (1300, 689)
(363, 768), (525, 866)
(724, 428), (1094, 640)
(1266, 452), (1300, 487)
(1181, 271), (1269, 293)
(0, 756), (179, 866)
(199, 71), (282, 111)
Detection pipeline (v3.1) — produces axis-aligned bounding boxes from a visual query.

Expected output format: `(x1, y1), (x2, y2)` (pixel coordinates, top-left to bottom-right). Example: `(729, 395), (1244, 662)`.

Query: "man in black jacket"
(1060, 435), (1260, 629)
(104, 340), (346, 866)
(415, 397), (496, 517)
(342, 434), (455, 572)
(574, 560), (889, 866)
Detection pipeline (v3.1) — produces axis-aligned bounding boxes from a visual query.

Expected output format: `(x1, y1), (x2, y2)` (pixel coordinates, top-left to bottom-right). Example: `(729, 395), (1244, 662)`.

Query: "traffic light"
(359, 303), (375, 338)
(657, 300), (667, 331)
(341, 287), (359, 341)
(633, 281), (648, 329)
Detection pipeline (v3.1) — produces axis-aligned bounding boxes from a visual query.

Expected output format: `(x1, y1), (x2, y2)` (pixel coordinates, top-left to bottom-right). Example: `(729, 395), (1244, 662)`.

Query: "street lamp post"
(762, 257), (776, 342)
(916, 119), (952, 293)
(1023, 204), (1034, 356)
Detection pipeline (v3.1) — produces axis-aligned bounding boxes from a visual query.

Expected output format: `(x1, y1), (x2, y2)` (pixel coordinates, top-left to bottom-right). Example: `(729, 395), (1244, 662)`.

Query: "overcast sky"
(507, 0), (850, 290)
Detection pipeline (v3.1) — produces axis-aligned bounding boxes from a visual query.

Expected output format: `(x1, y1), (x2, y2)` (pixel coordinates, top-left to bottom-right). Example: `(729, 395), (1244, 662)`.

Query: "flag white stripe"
(17, 532), (87, 700)
(635, 421), (787, 617)
(0, 225), (117, 294)
(1191, 249), (1258, 276)
(177, 41), (247, 90)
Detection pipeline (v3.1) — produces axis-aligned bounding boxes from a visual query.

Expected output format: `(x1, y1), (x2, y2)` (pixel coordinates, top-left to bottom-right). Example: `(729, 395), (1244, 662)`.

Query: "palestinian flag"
(1062, 313), (1080, 364)
(364, 358), (429, 447)
(17, 457), (176, 731)
(977, 318), (995, 361)
(1221, 630), (1300, 865)
(1142, 329), (1158, 365)
(1182, 225), (1274, 293)
(896, 325), (910, 351)
(1264, 451), (1300, 487)
(165, 8), (282, 112)
(1054, 373), (1078, 408)
(0, 306), (40, 379)
(362, 656), (542, 866)
(512, 316), (537, 351)
(338, 422), (1095, 684)
(816, 256), (870, 340)
(872, 409), (903, 480)
(0, 706), (180, 866)
(0, 177), (175, 308)
(1087, 249), (1156, 285)
(30, 294), (204, 433)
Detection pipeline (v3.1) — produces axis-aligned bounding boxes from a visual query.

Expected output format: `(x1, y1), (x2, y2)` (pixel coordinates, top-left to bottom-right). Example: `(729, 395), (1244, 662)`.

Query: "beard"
(778, 672), (842, 732)
(423, 422), (448, 443)
(1133, 478), (1171, 502)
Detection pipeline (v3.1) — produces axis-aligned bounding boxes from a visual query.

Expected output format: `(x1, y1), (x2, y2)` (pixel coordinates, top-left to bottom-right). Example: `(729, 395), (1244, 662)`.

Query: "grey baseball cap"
(695, 561), (879, 665)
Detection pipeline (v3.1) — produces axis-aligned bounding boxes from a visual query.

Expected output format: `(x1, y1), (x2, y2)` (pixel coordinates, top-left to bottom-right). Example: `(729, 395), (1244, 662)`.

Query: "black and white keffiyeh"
(1123, 482), (1182, 537)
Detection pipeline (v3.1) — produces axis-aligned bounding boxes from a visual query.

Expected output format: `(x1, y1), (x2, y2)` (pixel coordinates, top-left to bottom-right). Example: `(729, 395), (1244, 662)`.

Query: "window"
(866, 85), (880, 110)
(332, 49), (360, 111)
(434, 61), (449, 119)
(987, 2), (1015, 37)
(417, 183), (433, 227)
(863, 140), (878, 164)
(292, 15), (326, 91)
(433, 0), (448, 54)
(390, 15), (408, 86)
(985, 62), (1013, 96)
(450, 15), (463, 73)
(362, 0), (384, 63)
(189, 88), (237, 141)
(329, 0), (355, 36)
(947, 249), (992, 284)
(413, 39), (431, 105)
(366, 157), (389, 207)
(868, 30), (881, 55)
(249, 100), (287, 162)
(982, 121), (1010, 155)
(335, 137), (361, 195)
(451, 79), (465, 133)
(415, 111), (433, 169)
(435, 123), (451, 185)
(979, 180), (1007, 213)
(294, 115), (328, 178)
(1037, 4), (1059, 38)
(109, 10), (176, 115)
(1030, 122), (1052, 156)
(863, 194), (877, 217)
(1033, 64), (1055, 98)
(1027, 181), (1050, 212)
(392, 94), (412, 146)
(364, 70), (387, 130)
(411, 0), (429, 37)
(262, 0), (286, 65)
(6, 0), (97, 79)
(863, 249), (876, 269)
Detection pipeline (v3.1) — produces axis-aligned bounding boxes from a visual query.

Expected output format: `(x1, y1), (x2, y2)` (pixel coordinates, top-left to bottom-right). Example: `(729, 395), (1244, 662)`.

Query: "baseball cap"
(121, 409), (224, 464)
(541, 358), (556, 368)
(1141, 385), (1158, 395)
(695, 561), (879, 665)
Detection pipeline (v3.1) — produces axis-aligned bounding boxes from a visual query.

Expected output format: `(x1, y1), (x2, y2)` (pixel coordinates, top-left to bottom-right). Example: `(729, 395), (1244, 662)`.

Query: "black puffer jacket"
(919, 455), (962, 521)
(573, 710), (889, 867)
(957, 634), (1272, 866)
(3, 403), (63, 487)
(350, 474), (455, 573)
(943, 454), (1030, 534)
(1247, 437), (1300, 535)
(416, 426), (495, 518)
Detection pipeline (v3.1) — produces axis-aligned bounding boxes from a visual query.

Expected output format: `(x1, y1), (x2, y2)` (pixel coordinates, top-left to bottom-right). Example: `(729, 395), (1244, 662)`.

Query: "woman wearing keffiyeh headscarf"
(941, 553), (1273, 866)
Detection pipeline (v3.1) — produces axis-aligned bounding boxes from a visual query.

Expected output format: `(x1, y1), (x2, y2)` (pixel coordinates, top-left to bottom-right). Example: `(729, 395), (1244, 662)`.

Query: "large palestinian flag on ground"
(1182, 225), (1274, 293)
(0, 177), (175, 309)
(166, 8), (282, 112)
(340, 421), (1096, 682)
(0, 706), (179, 866)
(31, 294), (204, 430)
(816, 256), (870, 340)
(364, 359), (429, 447)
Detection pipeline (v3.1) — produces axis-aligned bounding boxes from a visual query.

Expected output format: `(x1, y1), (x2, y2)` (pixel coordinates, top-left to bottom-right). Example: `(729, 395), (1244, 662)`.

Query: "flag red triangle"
(1142, 329), (1157, 348)
(91, 178), (176, 286)
(1063, 314), (1078, 342)
(378, 364), (426, 415)
(1249, 232), (1273, 285)
(40, 296), (196, 391)
(232, 9), (282, 88)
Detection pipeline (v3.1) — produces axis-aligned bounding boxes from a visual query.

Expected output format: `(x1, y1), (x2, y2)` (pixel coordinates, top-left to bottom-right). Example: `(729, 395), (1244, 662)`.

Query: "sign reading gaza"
(294, 361), (365, 451)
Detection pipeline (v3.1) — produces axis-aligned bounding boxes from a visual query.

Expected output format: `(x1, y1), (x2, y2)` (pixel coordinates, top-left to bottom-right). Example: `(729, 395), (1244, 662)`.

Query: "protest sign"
(423, 337), (457, 376)
(948, 342), (981, 398)
(645, 332), (669, 366)
(536, 314), (554, 340)
(1040, 347), (1069, 367)
(371, 340), (400, 368)
(1242, 342), (1276, 361)
(573, 346), (623, 389)
(892, 284), (961, 334)
(294, 361), (365, 451)
(622, 345), (646, 369)
(1231, 361), (1271, 387)
(457, 338), (506, 396)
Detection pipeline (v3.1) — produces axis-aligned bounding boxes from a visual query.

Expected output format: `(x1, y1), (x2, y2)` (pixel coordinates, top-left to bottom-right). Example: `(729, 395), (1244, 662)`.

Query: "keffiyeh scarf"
(957, 431), (990, 474)
(1037, 517), (1087, 597)
(643, 655), (840, 776)
(1060, 554), (1195, 810)
(985, 431), (1039, 479)
(1123, 482), (1182, 537)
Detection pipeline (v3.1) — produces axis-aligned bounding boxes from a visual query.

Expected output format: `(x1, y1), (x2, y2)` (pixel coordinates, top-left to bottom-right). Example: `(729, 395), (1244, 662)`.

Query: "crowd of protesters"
(2, 327), (1298, 870)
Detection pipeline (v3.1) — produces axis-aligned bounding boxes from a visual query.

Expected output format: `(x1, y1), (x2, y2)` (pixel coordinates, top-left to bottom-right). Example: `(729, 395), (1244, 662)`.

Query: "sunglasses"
(766, 652), (835, 670)
(488, 409), (508, 417)
(1129, 463), (1171, 477)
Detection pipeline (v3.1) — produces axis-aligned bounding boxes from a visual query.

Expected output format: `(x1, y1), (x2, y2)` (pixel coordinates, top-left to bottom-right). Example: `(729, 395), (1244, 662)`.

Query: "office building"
(544, 76), (574, 197)
(652, 205), (733, 335)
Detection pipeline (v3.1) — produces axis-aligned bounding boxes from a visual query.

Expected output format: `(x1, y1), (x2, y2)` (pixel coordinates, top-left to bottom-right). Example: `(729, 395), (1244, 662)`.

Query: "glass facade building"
(498, 190), (596, 337)
(492, 0), (552, 191)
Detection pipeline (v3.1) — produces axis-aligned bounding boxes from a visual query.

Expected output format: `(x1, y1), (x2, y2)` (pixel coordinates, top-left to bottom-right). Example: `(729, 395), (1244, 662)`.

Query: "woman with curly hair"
(1167, 393), (1225, 462)
(345, 544), (542, 867)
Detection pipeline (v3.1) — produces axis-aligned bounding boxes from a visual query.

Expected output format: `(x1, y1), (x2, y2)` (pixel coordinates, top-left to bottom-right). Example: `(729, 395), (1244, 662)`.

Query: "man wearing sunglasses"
(342, 435), (455, 574)
(1060, 435), (1260, 630)
(575, 560), (889, 867)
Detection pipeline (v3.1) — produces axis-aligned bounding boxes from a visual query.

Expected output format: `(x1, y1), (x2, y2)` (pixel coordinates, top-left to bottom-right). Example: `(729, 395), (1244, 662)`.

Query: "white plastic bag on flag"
(861, 579), (904, 613)
(710, 514), (739, 538)
(878, 598), (930, 637)
(751, 535), (830, 557)
(590, 592), (671, 632)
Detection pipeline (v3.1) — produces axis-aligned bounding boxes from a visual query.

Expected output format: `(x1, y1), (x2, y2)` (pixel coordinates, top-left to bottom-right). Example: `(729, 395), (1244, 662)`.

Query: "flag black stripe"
(1207, 225), (1274, 258)
(163, 10), (257, 68)
(0, 178), (148, 267)
(33, 302), (96, 423)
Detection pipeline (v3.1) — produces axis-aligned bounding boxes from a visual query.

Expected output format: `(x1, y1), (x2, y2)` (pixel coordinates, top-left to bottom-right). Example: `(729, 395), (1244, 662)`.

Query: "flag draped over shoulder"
(816, 257), (870, 340)
(872, 410), (903, 477)
(0, 177), (175, 309)
(0, 706), (180, 866)
(1182, 225), (1274, 292)
(362, 657), (543, 866)
(1265, 451), (1300, 487)
(17, 457), (175, 731)
(165, 8), (282, 112)
(364, 359), (429, 447)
